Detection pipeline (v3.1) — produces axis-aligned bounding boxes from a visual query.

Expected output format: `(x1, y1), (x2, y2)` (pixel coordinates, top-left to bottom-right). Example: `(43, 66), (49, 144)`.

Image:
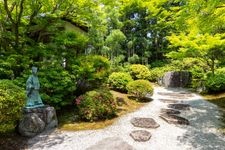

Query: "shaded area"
(27, 129), (66, 149)
(207, 98), (225, 129)
(157, 87), (225, 149)
(178, 98), (225, 150)
(0, 133), (28, 150)
(86, 137), (135, 150)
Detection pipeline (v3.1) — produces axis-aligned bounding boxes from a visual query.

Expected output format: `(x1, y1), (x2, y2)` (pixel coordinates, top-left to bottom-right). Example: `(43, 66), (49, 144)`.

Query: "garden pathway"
(27, 87), (225, 150)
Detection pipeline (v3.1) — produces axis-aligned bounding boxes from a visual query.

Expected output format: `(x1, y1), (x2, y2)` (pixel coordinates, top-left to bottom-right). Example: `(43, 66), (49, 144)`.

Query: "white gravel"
(27, 87), (225, 150)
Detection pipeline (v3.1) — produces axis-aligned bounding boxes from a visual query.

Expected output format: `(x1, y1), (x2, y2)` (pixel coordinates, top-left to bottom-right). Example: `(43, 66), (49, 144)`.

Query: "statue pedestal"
(18, 106), (58, 137)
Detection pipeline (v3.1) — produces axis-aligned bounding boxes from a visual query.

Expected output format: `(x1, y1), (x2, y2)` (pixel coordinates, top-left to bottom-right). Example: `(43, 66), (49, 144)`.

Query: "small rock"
(86, 137), (135, 150)
(160, 114), (189, 125)
(116, 97), (127, 106)
(131, 117), (160, 128)
(160, 108), (181, 115)
(130, 130), (151, 142)
(168, 104), (190, 110)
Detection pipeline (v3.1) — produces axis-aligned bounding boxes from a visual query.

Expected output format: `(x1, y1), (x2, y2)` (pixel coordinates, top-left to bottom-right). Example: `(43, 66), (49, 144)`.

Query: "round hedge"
(126, 80), (153, 100)
(75, 89), (116, 121)
(108, 72), (133, 92)
(129, 64), (151, 80)
(0, 80), (25, 133)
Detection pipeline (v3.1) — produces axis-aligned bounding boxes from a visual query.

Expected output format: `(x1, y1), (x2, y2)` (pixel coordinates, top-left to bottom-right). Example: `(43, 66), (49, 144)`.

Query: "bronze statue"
(25, 67), (44, 108)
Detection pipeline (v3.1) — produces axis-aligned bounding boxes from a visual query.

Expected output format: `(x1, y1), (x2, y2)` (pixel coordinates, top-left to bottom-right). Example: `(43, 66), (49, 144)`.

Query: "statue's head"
(32, 66), (38, 75)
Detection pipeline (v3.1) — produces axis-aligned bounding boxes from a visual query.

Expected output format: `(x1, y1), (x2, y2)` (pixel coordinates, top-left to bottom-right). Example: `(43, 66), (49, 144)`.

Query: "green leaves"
(0, 80), (25, 133)
(127, 79), (153, 100)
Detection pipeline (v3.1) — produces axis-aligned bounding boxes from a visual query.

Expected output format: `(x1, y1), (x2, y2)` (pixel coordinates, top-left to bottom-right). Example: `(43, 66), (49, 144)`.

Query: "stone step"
(130, 130), (152, 142)
(159, 114), (189, 125)
(158, 99), (181, 104)
(167, 103), (190, 110)
(130, 117), (160, 129)
(160, 108), (181, 115)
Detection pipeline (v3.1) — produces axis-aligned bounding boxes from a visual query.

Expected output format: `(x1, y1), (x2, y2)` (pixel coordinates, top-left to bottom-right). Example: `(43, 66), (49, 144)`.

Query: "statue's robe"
(26, 75), (44, 107)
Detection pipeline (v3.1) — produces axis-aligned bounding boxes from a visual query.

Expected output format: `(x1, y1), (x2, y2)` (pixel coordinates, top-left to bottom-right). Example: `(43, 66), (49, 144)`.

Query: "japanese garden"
(1, 0), (225, 149)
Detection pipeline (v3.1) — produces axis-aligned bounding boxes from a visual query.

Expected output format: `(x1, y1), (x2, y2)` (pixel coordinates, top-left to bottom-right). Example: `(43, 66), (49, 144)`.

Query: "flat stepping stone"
(160, 108), (181, 115)
(160, 114), (189, 125)
(86, 137), (135, 150)
(131, 117), (160, 128)
(157, 92), (194, 98)
(130, 130), (151, 142)
(158, 99), (180, 103)
(168, 103), (190, 110)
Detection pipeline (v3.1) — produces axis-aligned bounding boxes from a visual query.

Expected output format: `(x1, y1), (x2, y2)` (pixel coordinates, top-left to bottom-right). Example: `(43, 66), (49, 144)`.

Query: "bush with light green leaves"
(129, 64), (151, 80)
(108, 72), (133, 92)
(127, 80), (153, 100)
(75, 89), (116, 121)
(0, 80), (25, 133)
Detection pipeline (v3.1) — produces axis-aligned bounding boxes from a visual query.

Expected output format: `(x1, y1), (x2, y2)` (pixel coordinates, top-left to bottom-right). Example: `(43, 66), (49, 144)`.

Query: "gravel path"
(27, 87), (225, 150)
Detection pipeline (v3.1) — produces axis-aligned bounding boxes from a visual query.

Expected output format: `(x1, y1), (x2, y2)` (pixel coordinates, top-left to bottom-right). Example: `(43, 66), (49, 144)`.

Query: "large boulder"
(18, 106), (58, 137)
(159, 71), (191, 88)
(18, 113), (45, 137)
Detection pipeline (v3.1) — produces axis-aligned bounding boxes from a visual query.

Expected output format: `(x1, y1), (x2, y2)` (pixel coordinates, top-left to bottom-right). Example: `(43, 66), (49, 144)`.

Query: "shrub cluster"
(205, 74), (225, 93)
(126, 80), (153, 100)
(75, 89), (116, 121)
(0, 80), (25, 133)
(108, 72), (133, 92)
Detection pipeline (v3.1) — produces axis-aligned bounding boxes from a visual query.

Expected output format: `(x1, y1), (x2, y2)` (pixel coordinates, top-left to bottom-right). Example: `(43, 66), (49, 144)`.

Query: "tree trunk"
(211, 58), (215, 76)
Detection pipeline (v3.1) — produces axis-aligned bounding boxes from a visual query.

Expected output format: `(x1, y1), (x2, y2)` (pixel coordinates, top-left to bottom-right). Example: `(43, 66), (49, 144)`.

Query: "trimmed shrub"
(75, 89), (116, 121)
(108, 72), (133, 92)
(127, 80), (153, 100)
(0, 80), (26, 133)
(205, 74), (225, 93)
(129, 64), (151, 80)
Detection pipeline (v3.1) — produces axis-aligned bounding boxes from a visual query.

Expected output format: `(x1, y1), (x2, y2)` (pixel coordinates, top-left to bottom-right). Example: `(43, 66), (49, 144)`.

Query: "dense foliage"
(108, 72), (133, 92)
(127, 80), (153, 100)
(205, 74), (225, 93)
(75, 89), (116, 121)
(38, 65), (76, 109)
(0, 80), (25, 133)
(72, 55), (110, 94)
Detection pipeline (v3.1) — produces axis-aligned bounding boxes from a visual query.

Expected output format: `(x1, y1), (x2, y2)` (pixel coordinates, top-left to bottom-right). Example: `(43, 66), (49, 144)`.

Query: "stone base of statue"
(18, 105), (58, 137)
